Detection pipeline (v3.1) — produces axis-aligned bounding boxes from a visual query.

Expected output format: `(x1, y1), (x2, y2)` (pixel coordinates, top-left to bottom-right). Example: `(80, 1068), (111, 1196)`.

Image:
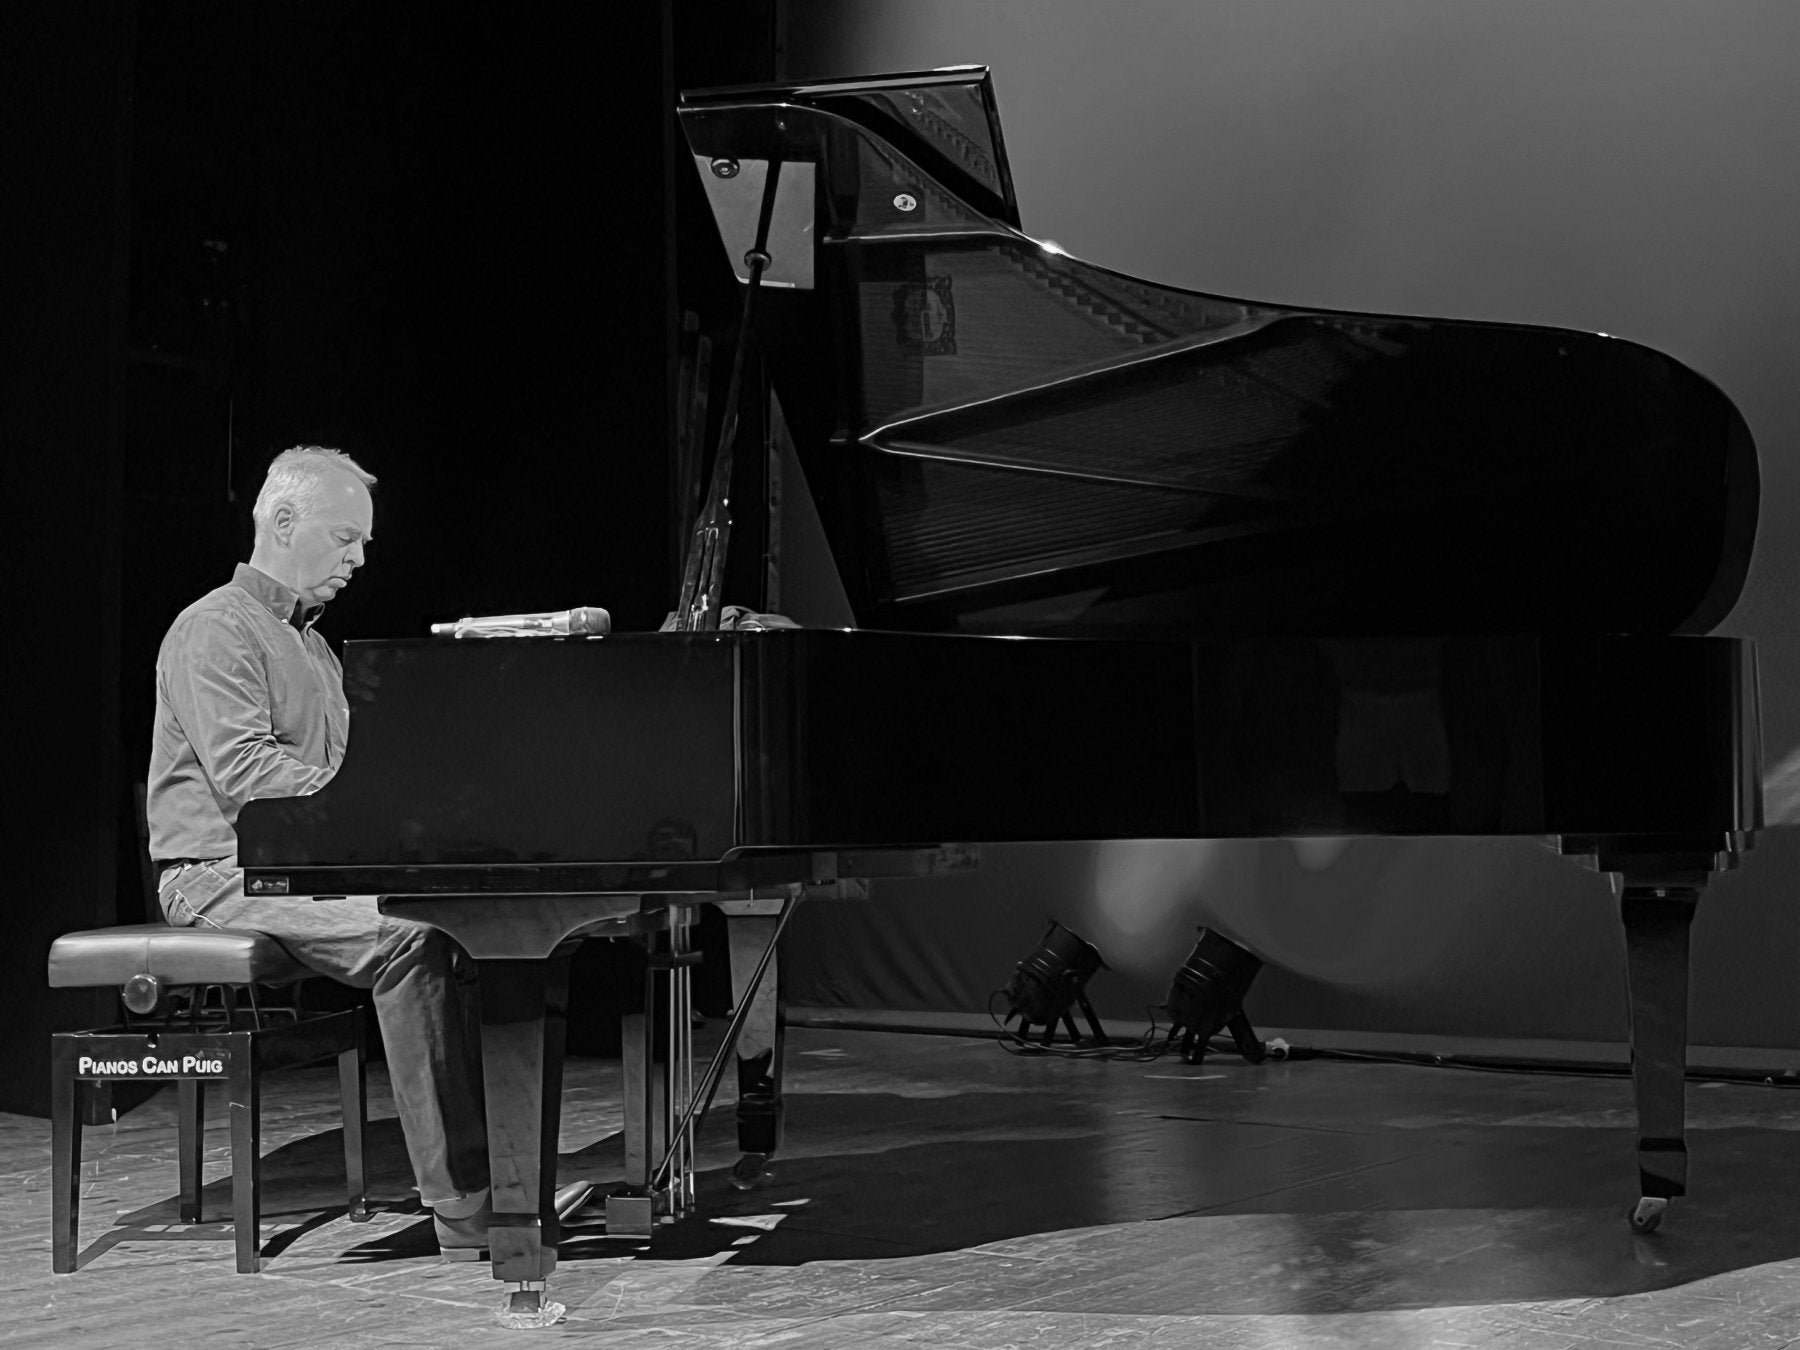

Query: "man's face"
(282, 472), (374, 608)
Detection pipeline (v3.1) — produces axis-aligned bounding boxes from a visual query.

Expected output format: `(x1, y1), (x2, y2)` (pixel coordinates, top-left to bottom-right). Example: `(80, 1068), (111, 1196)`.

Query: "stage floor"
(6, 1024), (1800, 1347)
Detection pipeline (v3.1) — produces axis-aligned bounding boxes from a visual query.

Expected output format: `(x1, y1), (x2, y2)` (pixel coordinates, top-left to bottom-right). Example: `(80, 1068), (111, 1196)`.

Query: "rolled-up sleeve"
(160, 612), (336, 807)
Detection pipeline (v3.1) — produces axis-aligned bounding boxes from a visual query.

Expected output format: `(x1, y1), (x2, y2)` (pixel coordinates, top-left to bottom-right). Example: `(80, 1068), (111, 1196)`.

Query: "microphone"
(429, 606), (612, 639)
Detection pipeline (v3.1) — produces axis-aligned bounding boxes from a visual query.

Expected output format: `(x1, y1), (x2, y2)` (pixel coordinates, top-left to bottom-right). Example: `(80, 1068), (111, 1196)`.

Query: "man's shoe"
(432, 1188), (491, 1262)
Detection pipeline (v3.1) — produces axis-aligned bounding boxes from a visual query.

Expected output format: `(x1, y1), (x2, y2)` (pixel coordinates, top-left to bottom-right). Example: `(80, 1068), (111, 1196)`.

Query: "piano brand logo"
(248, 875), (290, 895)
(892, 276), (956, 355)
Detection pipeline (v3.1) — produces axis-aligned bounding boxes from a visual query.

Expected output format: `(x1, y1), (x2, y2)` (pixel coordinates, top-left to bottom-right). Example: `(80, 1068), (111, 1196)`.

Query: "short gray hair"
(252, 445), (377, 539)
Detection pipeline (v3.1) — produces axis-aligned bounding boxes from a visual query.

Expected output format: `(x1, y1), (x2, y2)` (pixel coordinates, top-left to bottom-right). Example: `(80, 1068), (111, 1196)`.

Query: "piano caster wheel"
(494, 1281), (567, 1330)
(348, 1199), (374, 1223)
(1628, 1196), (1669, 1234)
(728, 1152), (771, 1191)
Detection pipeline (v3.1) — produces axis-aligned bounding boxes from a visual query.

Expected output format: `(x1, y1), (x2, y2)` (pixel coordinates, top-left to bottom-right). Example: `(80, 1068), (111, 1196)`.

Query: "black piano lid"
(678, 70), (1759, 641)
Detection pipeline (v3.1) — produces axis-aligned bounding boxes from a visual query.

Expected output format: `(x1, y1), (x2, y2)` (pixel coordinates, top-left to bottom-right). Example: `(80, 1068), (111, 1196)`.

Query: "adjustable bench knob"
(121, 972), (166, 1016)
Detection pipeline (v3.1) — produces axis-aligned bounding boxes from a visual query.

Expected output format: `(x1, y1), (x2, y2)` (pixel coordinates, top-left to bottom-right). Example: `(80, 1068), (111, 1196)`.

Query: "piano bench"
(46, 924), (370, 1274)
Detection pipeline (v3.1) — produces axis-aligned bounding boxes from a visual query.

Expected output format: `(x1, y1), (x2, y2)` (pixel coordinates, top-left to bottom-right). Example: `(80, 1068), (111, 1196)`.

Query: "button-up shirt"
(147, 563), (349, 862)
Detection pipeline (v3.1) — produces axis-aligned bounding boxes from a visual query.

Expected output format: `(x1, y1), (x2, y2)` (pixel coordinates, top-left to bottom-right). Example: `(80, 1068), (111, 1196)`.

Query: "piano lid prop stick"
(673, 155), (786, 631)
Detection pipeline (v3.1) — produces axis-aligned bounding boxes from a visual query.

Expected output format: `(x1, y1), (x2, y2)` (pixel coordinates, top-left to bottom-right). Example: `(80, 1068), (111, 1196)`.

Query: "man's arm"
(159, 611), (337, 806)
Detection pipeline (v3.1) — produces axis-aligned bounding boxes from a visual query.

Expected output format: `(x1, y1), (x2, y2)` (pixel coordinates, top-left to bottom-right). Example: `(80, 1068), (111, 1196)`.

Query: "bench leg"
(229, 1039), (261, 1273)
(178, 1079), (205, 1223)
(339, 1015), (370, 1221)
(50, 1042), (82, 1274)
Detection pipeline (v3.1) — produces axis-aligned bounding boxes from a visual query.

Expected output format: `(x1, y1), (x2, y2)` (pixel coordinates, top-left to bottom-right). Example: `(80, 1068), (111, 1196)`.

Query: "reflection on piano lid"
(678, 68), (1758, 641)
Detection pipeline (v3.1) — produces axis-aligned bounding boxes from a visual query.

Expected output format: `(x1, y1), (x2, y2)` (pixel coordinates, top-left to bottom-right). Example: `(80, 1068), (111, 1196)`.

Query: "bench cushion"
(47, 925), (309, 989)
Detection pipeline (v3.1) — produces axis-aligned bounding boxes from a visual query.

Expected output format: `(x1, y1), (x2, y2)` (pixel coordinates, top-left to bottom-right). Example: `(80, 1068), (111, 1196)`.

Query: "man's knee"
(378, 916), (471, 982)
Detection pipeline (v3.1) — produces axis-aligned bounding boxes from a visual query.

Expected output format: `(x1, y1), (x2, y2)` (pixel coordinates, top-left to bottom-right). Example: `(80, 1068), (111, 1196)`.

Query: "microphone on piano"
(428, 606), (612, 640)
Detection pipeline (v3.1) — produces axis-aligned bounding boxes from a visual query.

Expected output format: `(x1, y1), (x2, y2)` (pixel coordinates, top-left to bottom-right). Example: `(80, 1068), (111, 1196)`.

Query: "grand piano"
(241, 69), (1762, 1326)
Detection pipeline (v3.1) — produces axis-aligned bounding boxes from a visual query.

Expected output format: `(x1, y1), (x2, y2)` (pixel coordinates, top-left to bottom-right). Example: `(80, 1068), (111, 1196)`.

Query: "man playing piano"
(145, 445), (492, 1256)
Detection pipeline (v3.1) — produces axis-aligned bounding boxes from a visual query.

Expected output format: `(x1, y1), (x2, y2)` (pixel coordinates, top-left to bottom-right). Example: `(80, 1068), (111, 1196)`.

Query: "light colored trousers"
(158, 858), (489, 1208)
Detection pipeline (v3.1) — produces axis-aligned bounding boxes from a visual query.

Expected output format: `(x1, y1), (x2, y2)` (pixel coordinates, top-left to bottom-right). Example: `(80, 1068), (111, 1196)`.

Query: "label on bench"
(70, 1037), (234, 1079)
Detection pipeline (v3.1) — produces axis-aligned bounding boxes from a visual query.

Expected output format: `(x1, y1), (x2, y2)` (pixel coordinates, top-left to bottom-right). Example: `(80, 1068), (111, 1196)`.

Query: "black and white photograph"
(7, 1), (1798, 1345)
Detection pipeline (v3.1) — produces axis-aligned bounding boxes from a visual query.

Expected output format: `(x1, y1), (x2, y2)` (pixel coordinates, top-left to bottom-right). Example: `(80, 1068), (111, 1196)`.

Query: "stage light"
(1001, 920), (1109, 1047)
(1166, 927), (1268, 1064)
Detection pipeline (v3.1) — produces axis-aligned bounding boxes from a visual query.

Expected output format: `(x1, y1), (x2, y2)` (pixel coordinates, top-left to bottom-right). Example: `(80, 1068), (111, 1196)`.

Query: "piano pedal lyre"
(604, 902), (704, 1239)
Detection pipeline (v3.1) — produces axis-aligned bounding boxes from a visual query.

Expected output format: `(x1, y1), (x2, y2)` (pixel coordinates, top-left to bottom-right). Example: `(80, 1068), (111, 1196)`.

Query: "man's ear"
(269, 502), (297, 547)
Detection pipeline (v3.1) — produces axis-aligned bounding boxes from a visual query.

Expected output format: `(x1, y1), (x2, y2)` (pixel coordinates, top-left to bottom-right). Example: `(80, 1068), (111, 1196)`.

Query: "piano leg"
(474, 949), (573, 1313)
(375, 892), (653, 1327)
(720, 898), (787, 1189)
(1617, 880), (1700, 1234)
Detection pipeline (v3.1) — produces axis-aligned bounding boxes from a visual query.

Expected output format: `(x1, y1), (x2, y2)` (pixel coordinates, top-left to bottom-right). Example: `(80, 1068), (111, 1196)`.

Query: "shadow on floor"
(89, 1081), (1800, 1313)
(93, 1118), (423, 1269)
(557, 1087), (1800, 1313)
